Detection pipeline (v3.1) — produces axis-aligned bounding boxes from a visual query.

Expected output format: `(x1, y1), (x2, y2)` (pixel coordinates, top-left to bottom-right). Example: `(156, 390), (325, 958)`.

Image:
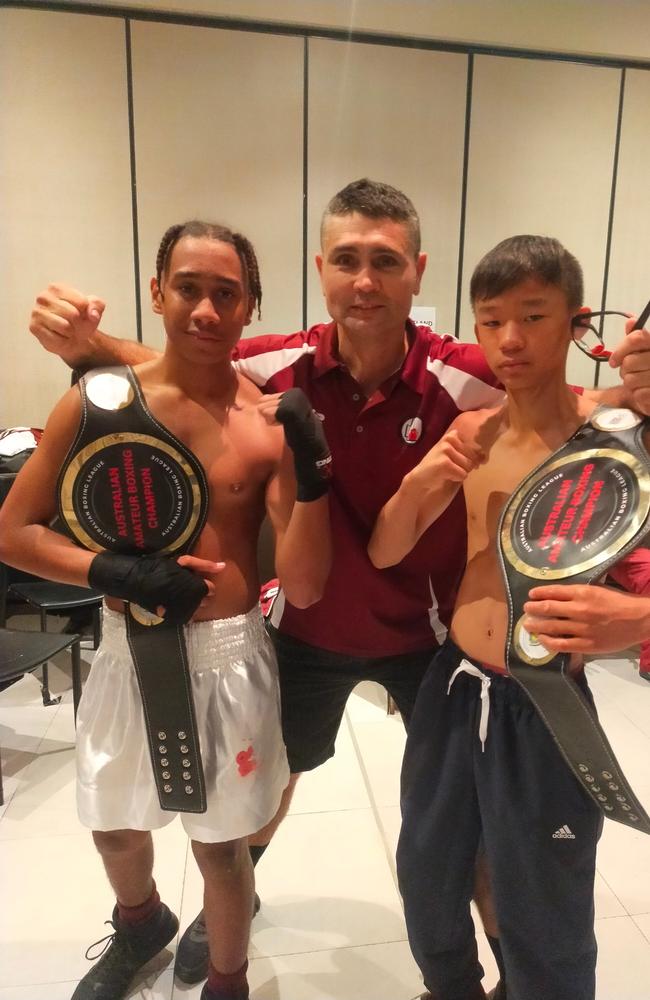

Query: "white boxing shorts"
(76, 606), (289, 843)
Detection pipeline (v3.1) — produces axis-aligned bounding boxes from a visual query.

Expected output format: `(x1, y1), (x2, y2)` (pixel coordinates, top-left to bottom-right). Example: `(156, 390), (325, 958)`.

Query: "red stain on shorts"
(236, 745), (257, 776)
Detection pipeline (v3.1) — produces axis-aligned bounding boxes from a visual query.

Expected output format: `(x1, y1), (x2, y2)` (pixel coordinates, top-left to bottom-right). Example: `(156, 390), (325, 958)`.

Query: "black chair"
(0, 628), (82, 805)
(1, 469), (102, 705)
(7, 582), (102, 705)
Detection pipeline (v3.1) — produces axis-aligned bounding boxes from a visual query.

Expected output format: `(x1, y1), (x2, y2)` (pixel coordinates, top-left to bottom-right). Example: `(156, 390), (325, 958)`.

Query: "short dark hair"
(470, 235), (583, 312)
(155, 220), (262, 319)
(321, 178), (421, 255)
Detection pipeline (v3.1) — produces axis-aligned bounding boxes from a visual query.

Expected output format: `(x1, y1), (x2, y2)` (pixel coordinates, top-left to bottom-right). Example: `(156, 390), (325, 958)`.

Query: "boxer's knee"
(92, 828), (151, 858)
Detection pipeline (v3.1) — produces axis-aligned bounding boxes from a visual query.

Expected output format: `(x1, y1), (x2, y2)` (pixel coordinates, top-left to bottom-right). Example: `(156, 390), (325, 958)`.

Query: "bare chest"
(464, 439), (552, 555)
(145, 391), (281, 516)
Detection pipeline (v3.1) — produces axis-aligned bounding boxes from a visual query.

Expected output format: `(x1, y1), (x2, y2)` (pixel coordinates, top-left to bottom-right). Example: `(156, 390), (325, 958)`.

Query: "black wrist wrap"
(89, 551), (208, 625)
(277, 388), (332, 502)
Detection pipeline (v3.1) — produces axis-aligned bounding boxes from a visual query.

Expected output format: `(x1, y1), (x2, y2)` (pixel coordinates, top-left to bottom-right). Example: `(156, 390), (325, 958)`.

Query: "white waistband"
(100, 604), (268, 669)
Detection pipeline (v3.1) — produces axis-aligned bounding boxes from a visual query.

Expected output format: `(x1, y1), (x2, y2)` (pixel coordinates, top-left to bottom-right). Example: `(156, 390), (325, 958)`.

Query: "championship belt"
(57, 367), (210, 813)
(499, 405), (650, 833)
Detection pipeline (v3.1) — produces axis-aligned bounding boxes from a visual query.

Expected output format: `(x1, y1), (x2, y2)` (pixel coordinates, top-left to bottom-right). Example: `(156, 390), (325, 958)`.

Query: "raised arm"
(30, 283), (159, 370)
(261, 390), (332, 608)
(368, 411), (495, 569)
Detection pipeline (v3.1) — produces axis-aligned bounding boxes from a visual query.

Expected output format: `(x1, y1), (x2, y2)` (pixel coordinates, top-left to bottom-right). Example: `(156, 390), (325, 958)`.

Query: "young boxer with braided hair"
(0, 220), (331, 1000)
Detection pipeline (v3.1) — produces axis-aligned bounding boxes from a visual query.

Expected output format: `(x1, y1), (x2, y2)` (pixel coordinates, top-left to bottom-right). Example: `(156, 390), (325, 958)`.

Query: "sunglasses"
(571, 299), (650, 363)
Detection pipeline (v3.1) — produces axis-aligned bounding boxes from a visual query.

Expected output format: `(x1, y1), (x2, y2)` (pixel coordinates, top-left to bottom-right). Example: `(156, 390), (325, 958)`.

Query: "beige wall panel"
(601, 70), (650, 389)
(0, 9), (135, 427)
(130, 22), (303, 348)
(75, 1), (650, 63)
(460, 55), (621, 389)
(307, 39), (467, 334)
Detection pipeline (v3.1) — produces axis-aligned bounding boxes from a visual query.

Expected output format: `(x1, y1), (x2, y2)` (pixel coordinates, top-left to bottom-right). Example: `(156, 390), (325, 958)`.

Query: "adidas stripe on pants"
(397, 638), (603, 1000)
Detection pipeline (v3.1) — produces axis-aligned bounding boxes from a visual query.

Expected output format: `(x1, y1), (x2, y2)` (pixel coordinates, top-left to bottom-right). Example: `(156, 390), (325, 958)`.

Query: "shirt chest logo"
(401, 417), (423, 444)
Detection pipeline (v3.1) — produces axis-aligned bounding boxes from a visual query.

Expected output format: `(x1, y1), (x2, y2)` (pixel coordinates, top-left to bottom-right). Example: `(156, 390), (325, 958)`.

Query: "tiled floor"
(1, 640), (650, 999)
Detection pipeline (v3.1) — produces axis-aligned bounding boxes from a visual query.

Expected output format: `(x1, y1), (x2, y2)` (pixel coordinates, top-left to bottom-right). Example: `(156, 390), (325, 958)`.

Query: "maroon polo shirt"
(234, 322), (503, 657)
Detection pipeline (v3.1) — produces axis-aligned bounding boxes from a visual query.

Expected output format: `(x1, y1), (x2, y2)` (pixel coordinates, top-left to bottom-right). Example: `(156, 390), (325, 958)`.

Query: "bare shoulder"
(233, 372), (283, 451)
(577, 395), (599, 422)
(40, 385), (83, 450)
(451, 404), (507, 449)
(235, 370), (264, 405)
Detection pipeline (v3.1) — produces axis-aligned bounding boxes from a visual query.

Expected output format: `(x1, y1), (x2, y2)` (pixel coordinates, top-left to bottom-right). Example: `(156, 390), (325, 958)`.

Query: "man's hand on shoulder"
(30, 284), (105, 369)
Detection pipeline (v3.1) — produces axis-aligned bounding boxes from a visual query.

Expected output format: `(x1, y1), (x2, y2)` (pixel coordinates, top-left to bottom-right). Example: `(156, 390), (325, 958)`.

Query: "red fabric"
(117, 881), (160, 925)
(206, 959), (249, 999)
(235, 323), (502, 657)
(259, 578), (280, 619)
(608, 548), (650, 596)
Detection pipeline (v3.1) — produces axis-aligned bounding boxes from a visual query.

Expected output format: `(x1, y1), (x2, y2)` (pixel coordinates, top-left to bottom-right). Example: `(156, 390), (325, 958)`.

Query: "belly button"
(230, 482), (244, 494)
(487, 628), (494, 638)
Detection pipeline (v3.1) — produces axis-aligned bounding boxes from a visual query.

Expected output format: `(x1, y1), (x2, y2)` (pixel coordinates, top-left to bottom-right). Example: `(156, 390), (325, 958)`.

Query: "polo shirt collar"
(400, 320), (432, 395)
(312, 322), (342, 377)
(314, 319), (429, 397)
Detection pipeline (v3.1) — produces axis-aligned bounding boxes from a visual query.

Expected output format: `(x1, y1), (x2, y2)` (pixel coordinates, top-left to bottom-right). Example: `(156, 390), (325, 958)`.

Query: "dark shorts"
(269, 627), (434, 773)
(398, 638), (602, 1000)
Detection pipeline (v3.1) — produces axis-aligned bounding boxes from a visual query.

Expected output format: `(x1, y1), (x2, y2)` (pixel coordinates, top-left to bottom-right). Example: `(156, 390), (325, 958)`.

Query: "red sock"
(206, 959), (249, 999)
(117, 880), (161, 926)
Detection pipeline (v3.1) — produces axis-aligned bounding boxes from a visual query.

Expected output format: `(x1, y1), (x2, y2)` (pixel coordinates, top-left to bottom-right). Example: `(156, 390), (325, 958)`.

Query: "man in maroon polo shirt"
(29, 180), (650, 996)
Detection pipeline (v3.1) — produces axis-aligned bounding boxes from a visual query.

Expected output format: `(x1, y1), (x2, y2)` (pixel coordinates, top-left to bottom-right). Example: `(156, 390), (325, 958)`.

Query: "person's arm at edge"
(265, 444), (331, 608)
(30, 283), (159, 370)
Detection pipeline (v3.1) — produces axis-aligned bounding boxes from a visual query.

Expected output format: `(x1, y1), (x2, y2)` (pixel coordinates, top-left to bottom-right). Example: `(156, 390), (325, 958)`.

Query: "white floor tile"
(0, 674), (60, 747)
(351, 715), (406, 809)
(0, 984), (78, 1000)
(376, 805), (401, 868)
(288, 717), (370, 815)
(180, 809), (406, 960)
(248, 939), (423, 1000)
(634, 912), (650, 943)
(590, 702), (650, 792)
(345, 681), (394, 725)
(0, 822), (187, 989)
(594, 872), (628, 919)
(0, 675), (65, 818)
(596, 808), (650, 915)
(595, 915), (650, 999)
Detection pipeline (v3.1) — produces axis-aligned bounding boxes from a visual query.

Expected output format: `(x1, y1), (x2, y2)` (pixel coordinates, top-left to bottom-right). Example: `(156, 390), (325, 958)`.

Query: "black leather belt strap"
(57, 366), (209, 813)
(499, 405), (650, 833)
(126, 612), (206, 813)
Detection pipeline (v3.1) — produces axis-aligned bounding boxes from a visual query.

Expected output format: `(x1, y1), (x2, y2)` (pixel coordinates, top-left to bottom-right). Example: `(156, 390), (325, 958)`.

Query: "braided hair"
(155, 220), (262, 319)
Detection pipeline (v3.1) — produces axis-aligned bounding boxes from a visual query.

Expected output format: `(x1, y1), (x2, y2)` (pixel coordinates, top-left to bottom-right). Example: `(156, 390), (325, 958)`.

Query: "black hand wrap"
(276, 388), (332, 502)
(88, 551), (208, 625)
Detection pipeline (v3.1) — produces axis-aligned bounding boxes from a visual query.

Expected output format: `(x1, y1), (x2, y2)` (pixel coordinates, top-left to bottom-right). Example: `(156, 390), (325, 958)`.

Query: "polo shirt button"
(352, 393), (360, 401)
(356, 425), (363, 433)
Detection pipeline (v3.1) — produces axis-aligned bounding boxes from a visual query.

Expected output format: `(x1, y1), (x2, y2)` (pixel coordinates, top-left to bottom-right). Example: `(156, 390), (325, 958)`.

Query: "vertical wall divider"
(301, 35), (310, 332)
(454, 53), (474, 340)
(594, 66), (627, 388)
(125, 18), (143, 342)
